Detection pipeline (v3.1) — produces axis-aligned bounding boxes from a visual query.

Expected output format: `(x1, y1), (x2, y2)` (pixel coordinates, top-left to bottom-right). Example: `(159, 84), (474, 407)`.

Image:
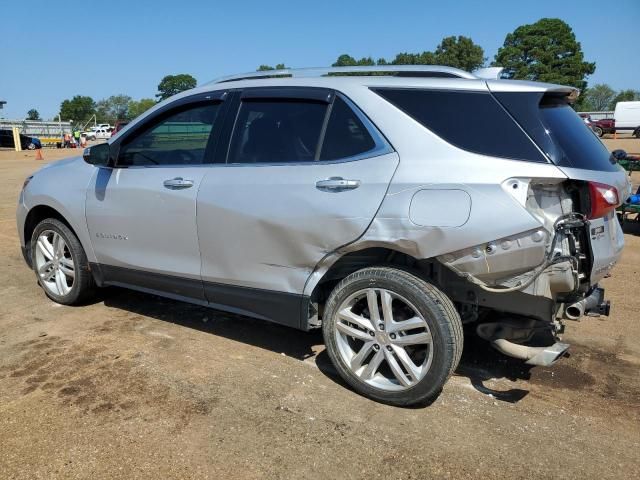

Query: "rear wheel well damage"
(308, 246), (556, 329)
(23, 205), (78, 267)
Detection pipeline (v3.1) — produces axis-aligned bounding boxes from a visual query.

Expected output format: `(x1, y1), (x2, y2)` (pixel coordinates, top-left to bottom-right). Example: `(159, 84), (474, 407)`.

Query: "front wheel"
(322, 267), (463, 406)
(593, 126), (604, 137)
(31, 218), (96, 305)
(634, 128), (640, 139)
(27, 143), (36, 150)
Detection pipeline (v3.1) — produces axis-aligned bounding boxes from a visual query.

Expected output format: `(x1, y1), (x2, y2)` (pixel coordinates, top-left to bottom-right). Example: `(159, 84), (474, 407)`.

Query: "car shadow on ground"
(100, 287), (535, 406)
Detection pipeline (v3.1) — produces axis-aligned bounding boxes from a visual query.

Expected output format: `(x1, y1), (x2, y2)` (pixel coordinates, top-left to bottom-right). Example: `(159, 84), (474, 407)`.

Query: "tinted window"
(320, 97), (376, 160)
(373, 88), (546, 162)
(118, 103), (220, 166)
(228, 99), (327, 164)
(495, 92), (618, 172)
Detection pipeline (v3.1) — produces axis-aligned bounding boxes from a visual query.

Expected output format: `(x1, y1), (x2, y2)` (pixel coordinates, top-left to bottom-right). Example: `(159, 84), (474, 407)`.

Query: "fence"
(581, 111), (614, 121)
(0, 119), (73, 137)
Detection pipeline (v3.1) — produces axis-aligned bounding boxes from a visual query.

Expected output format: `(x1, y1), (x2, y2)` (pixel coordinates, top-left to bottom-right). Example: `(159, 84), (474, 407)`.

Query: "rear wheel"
(322, 267), (463, 406)
(27, 143), (36, 150)
(31, 218), (96, 305)
(634, 128), (640, 139)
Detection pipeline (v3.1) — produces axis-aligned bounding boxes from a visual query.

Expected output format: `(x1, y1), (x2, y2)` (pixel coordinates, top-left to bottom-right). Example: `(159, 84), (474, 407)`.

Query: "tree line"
(30, 17), (622, 124)
(50, 74), (197, 127)
(259, 18), (599, 110)
(581, 85), (640, 111)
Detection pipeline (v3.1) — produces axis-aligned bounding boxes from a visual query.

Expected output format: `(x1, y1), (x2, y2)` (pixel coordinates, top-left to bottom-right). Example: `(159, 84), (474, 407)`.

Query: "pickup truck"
(83, 127), (113, 141)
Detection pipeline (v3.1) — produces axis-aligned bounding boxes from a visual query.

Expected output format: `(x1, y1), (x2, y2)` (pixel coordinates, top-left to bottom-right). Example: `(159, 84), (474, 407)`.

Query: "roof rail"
(208, 65), (480, 84)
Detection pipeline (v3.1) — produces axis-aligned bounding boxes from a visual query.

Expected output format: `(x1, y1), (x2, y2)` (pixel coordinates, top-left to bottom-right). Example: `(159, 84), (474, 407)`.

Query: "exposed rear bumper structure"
(476, 286), (611, 367)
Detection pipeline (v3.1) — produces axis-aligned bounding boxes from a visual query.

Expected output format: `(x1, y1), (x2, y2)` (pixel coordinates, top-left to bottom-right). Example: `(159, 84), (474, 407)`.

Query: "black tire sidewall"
(593, 127), (603, 137)
(31, 219), (91, 305)
(323, 267), (459, 406)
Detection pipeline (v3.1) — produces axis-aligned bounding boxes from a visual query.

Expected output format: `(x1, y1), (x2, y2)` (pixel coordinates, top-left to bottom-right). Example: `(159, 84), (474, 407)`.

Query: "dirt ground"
(0, 141), (639, 479)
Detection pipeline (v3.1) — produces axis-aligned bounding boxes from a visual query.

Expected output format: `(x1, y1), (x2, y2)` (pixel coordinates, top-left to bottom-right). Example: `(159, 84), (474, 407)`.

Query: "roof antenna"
(473, 67), (505, 80)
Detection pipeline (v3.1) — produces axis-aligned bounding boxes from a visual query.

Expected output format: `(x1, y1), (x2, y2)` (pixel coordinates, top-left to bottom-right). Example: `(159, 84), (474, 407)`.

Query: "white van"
(614, 101), (640, 137)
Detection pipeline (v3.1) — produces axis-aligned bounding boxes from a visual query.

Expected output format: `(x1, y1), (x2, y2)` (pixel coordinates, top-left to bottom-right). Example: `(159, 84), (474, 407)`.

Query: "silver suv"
(17, 66), (628, 406)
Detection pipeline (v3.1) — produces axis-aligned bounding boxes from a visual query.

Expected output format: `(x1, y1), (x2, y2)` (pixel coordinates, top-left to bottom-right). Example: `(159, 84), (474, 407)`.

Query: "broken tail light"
(588, 182), (619, 219)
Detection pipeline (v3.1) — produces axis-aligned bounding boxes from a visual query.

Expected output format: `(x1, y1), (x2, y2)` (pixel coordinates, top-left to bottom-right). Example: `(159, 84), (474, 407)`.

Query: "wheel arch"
(23, 205), (83, 267)
(307, 246), (427, 305)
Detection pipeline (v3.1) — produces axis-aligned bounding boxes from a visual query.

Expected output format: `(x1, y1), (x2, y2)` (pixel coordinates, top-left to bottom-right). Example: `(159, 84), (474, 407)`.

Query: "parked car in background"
(94, 128), (113, 140)
(590, 118), (616, 137)
(578, 113), (592, 125)
(83, 127), (112, 141)
(17, 65), (628, 406)
(111, 120), (130, 137)
(0, 129), (42, 149)
(614, 101), (640, 137)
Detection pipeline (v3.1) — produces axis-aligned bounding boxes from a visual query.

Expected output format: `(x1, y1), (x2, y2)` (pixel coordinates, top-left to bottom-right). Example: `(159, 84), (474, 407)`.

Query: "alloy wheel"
(334, 288), (434, 391)
(34, 230), (75, 296)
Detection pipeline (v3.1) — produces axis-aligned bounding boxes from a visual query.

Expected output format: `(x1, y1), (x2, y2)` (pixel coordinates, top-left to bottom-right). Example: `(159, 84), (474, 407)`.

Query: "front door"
(85, 97), (226, 300)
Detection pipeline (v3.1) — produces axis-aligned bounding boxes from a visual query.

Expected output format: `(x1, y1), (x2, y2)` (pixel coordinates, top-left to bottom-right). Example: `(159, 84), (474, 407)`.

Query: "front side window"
(118, 103), (221, 166)
(228, 99), (327, 164)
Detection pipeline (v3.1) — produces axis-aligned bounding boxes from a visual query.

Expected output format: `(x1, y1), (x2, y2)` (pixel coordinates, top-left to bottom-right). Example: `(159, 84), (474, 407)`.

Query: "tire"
(31, 218), (96, 305)
(27, 143), (36, 150)
(593, 126), (604, 137)
(322, 266), (463, 406)
(634, 129), (640, 139)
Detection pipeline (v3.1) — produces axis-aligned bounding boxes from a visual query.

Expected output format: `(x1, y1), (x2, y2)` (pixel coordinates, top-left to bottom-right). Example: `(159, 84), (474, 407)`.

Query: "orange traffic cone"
(35, 149), (44, 161)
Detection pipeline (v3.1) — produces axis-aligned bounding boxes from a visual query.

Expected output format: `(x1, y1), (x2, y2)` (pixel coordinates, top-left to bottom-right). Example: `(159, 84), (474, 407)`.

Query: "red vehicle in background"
(590, 118), (616, 137)
(578, 113), (615, 137)
(111, 120), (130, 137)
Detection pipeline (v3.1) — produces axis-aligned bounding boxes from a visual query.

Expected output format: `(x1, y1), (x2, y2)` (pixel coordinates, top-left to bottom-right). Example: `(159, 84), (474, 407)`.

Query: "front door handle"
(163, 177), (194, 189)
(315, 177), (361, 192)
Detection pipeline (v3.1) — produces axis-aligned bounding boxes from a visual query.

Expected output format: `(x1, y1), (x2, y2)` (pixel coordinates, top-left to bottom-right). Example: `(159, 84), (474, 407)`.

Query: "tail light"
(588, 182), (619, 219)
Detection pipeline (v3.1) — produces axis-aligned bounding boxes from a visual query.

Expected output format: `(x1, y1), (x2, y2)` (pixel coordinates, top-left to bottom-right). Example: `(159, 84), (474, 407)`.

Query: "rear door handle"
(316, 177), (361, 192)
(163, 177), (194, 189)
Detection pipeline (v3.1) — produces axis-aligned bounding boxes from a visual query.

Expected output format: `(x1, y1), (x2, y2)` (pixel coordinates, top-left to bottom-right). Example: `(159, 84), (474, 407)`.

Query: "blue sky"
(1, 0), (638, 120)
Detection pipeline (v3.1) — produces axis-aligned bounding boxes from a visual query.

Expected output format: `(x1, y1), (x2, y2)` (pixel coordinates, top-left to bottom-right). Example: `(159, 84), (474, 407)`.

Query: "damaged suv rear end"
(347, 77), (628, 374)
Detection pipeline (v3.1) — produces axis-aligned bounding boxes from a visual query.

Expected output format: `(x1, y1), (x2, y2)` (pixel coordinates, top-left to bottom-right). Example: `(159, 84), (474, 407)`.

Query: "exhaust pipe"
(476, 321), (569, 367)
(490, 338), (570, 367)
(565, 287), (610, 320)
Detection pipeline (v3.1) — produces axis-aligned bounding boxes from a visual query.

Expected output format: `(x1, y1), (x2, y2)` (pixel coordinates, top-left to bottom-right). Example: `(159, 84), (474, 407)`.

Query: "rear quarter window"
(494, 92), (618, 172)
(373, 88), (546, 162)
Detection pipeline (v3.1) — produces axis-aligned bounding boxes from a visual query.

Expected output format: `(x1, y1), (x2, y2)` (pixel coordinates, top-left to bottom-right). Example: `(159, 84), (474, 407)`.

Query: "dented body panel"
(197, 153), (399, 293)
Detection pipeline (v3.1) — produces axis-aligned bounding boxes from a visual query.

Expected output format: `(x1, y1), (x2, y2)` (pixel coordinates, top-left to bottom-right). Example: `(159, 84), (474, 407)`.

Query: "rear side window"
(228, 100), (327, 164)
(118, 103), (221, 166)
(320, 97), (376, 160)
(495, 92), (618, 172)
(373, 88), (546, 162)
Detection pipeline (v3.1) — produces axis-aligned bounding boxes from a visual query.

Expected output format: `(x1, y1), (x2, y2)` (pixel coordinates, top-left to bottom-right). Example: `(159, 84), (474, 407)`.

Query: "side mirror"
(83, 143), (111, 166)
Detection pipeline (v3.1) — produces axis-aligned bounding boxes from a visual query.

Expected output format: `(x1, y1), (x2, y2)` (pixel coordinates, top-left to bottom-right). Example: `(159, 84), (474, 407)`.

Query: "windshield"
(495, 92), (618, 172)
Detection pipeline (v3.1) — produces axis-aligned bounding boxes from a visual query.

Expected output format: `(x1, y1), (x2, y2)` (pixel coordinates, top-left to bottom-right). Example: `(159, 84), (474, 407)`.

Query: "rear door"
(197, 88), (398, 324)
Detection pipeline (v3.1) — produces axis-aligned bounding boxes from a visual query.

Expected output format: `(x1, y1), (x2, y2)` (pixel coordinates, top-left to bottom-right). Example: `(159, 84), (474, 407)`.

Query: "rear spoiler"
(486, 80), (580, 103)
